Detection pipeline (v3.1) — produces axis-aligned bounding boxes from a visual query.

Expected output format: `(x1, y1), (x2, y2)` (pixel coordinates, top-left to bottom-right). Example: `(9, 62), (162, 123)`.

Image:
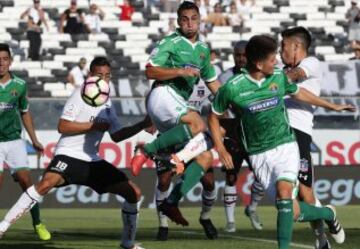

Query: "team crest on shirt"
(269, 83), (278, 93)
(10, 89), (18, 97)
(199, 52), (206, 60)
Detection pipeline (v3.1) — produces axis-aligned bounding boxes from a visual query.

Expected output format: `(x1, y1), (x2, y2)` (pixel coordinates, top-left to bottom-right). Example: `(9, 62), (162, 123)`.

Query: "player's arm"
(145, 66), (199, 81)
(21, 111), (44, 154)
(110, 115), (152, 143)
(58, 119), (109, 135)
(285, 67), (307, 82)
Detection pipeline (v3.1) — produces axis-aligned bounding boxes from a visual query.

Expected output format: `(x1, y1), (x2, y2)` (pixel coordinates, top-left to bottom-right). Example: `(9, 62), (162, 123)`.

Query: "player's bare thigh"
(35, 172), (65, 195)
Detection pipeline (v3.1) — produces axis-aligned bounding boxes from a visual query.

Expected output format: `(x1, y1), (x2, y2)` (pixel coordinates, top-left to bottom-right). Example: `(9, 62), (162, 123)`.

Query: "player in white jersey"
(0, 57), (151, 249)
(247, 27), (343, 248)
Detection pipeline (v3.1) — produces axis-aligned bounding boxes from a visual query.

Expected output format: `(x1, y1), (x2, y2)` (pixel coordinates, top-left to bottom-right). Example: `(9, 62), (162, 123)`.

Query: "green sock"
(297, 201), (334, 222)
(144, 124), (192, 155)
(168, 161), (205, 204)
(30, 203), (41, 226)
(276, 199), (293, 249)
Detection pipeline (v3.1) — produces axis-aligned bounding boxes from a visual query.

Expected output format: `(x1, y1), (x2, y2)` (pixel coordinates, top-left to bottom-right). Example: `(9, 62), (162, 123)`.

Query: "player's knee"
(187, 114), (206, 135)
(201, 174), (214, 191)
(36, 179), (53, 195)
(195, 151), (213, 169)
(157, 176), (171, 192)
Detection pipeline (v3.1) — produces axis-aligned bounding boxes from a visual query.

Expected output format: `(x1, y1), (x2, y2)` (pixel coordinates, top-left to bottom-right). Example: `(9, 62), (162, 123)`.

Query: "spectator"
(210, 49), (223, 76)
(236, 0), (254, 19)
(227, 1), (243, 26)
(20, 0), (49, 61)
(119, 0), (134, 21)
(85, 4), (105, 34)
(160, 0), (181, 13)
(346, 0), (360, 44)
(206, 3), (228, 26)
(160, 15), (176, 36)
(59, 0), (88, 34)
(67, 58), (88, 89)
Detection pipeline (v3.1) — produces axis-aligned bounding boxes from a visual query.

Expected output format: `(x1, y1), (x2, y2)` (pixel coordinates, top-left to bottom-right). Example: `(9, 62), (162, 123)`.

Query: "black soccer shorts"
(46, 155), (128, 194)
(294, 128), (313, 187)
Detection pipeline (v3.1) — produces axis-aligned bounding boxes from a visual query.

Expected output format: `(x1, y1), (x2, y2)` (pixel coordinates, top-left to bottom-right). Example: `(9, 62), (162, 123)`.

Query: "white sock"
(0, 185), (42, 233)
(121, 201), (138, 249)
(155, 188), (168, 228)
(175, 132), (212, 163)
(311, 198), (328, 246)
(248, 179), (265, 212)
(200, 190), (216, 220)
(224, 185), (237, 224)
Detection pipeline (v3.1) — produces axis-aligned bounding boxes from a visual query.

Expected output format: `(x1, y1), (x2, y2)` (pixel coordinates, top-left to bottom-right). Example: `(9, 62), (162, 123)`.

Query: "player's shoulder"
(299, 56), (320, 67)
(273, 67), (284, 75)
(160, 32), (181, 45)
(11, 74), (26, 85)
(225, 73), (246, 87)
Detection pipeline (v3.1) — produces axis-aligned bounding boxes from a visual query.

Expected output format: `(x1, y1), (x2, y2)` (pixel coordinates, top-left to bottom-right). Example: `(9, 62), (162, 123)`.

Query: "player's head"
(245, 35), (277, 76)
(280, 26), (311, 66)
(78, 57), (87, 69)
(0, 43), (12, 78)
(177, 1), (200, 40)
(233, 40), (247, 69)
(89, 57), (111, 83)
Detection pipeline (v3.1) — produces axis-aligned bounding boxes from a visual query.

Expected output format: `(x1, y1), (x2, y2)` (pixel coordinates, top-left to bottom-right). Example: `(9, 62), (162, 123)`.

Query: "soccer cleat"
(315, 238), (332, 249)
(199, 218), (218, 239)
(244, 206), (263, 231)
(130, 145), (149, 176)
(170, 154), (185, 175)
(156, 226), (168, 241)
(34, 223), (51, 241)
(159, 201), (189, 226)
(325, 205), (345, 244)
(121, 243), (145, 249)
(224, 222), (236, 233)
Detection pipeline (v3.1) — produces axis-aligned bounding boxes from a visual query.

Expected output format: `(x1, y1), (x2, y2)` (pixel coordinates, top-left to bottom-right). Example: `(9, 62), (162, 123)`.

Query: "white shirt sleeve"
(61, 89), (82, 121)
(298, 56), (321, 79)
(107, 101), (122, 134)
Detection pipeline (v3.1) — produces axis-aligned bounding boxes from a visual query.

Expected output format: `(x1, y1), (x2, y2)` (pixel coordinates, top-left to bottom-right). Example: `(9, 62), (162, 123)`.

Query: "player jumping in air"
(0, 57), (151, 249)
(0, 43), (51, 241)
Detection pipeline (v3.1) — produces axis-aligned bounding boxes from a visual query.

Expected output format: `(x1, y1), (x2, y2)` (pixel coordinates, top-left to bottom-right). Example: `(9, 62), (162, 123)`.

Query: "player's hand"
(32, 140), (44, 156)
(217, 147), (234, 170)
(92, 122), (110, 132)
(178, 68), (200, 78)
(332, 104), (356, 112)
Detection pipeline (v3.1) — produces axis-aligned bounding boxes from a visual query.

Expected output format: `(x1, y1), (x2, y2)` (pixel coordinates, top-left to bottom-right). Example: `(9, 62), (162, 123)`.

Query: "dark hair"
(281, 26), (312, 49)
(177, 1), (199, 17)
(90, 56), (110, 72)
(0, 43), (11, 57)
(234, 40), (248, 50)
(246, 35), (277, 69)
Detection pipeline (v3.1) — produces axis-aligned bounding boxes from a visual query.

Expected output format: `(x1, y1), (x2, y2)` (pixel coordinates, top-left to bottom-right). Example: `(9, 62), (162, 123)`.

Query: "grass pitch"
(0, 206), (359, 249)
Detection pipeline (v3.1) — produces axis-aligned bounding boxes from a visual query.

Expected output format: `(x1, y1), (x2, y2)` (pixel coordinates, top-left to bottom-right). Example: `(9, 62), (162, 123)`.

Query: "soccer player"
(209, 35), (354, 249)
(0, 57), (151, 249)
(0, 43), (51, 240)
(131, 1), (221, 228)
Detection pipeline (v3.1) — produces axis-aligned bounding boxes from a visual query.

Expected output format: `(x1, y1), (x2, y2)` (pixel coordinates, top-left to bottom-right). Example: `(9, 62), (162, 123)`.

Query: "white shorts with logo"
(0, 139), (29, 174)
(147, 85), (189, 133)
(249, 141), (300, 202)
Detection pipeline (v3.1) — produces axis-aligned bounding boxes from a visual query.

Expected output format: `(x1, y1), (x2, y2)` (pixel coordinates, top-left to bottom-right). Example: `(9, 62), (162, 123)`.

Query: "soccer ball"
(81, 76), (110, 107)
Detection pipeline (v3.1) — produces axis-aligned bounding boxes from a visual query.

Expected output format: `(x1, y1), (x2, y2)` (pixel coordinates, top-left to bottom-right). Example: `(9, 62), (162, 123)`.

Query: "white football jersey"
(55, 89), (121, 161)
(285, 56), (322, 136)
(188, 79), (212, 112)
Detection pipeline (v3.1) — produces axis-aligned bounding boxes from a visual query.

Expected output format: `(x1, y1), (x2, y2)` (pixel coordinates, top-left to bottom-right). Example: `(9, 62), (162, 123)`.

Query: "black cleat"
(199, 218), (218, 239)
(156, 226), (168, 241)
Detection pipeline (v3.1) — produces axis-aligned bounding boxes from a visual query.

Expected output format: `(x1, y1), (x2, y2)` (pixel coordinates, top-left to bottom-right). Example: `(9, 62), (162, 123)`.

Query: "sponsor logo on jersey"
(246, 97), (280, 113)
(0, 102), (15, 111)
(269, 83), (278, 93)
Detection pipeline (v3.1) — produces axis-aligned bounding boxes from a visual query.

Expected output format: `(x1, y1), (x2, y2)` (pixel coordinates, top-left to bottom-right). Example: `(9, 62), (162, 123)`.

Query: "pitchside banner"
(1, 167), (359, 208)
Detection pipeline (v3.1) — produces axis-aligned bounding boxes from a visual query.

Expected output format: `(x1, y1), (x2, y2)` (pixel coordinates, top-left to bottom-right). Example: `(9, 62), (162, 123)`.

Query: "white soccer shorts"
(147, 85), (189, 133)
(249, 141), (300, 201)
(0, 139), (29, 174)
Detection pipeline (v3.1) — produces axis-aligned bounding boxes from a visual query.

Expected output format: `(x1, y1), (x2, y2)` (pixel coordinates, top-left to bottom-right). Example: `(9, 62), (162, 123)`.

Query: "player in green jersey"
(209, 35), (355, 249)
(131, 1), (221, 229)
(0, 43), (51, 240)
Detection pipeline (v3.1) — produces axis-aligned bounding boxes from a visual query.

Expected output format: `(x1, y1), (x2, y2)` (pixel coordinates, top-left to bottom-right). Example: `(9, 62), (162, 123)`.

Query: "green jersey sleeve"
(200, 51), (217, 83)
(211, 84), (233, 115)
(283, 71), (299, 95)
(18, 84), (29, 112)
(147, 38), (173, 67)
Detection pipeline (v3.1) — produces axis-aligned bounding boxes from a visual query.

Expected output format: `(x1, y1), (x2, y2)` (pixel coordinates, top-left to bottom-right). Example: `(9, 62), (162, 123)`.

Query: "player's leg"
(245, 177), (265, 231)
(199, 169), (217, 239)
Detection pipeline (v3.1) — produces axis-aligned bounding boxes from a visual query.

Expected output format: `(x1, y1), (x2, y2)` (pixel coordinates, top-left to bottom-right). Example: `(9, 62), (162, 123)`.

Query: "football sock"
(276, 199), (293, 249)
(297, 201), (334, 222)
(0, 185), (43, 233)
(224, 185), (237, 224)
(30, 203), (41, 226)
(200, 190), (216, 220)
(155, 188), (169, 227)
(167, 161), (205, 204)
(248, 179), (265, 212)
(144, 124), (192, 155)
(175, 132), (213, 163)
(121, 201), (138, 249)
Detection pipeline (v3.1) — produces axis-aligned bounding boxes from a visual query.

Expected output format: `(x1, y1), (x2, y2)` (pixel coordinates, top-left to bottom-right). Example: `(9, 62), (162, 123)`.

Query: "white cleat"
(121, 243), (145, 249)
(325, 205), (345, 244)
(224, 222), (236, 233)
(315, 238), (331, 249)
(244, 206), (263, 231)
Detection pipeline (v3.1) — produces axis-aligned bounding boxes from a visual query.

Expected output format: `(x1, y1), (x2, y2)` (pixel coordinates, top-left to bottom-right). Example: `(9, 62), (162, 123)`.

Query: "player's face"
(280, 38), (296, 66)
(233, 47), (246, 69)
(258, 52), (277, 76)
(91, 65), (111, 83)
(178, 9), (200, 40)
(0, 51), (11, 78)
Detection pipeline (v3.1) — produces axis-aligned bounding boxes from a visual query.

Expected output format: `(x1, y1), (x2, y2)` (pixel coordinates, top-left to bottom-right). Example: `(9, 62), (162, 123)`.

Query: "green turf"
(0, 206), (359, 249)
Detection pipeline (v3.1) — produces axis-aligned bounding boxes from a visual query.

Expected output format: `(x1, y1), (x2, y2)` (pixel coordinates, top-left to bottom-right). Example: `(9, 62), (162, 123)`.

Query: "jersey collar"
(241, 68), (266, 86)
(175, 28), (200, 49)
